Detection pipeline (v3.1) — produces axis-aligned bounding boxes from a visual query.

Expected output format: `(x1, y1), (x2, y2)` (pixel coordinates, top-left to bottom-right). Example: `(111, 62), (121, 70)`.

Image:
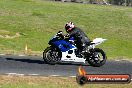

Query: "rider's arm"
(68, 29), (78, 36)
(64, 30), (77, 39)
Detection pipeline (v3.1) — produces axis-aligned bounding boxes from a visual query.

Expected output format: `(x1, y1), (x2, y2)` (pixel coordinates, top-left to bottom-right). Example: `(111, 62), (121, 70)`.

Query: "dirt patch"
(0, 32), (21, 39)
(0, 30), (10, 34)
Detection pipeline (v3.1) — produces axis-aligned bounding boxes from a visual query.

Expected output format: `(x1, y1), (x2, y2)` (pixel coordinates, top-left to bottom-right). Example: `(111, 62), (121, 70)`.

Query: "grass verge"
(0, 75), (131, 88)
(0, 0), (132, 59)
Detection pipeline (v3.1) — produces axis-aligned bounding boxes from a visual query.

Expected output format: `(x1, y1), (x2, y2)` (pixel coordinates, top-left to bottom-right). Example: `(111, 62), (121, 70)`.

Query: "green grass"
(0, 0), (132, 59)
(0, 75), (132, 88)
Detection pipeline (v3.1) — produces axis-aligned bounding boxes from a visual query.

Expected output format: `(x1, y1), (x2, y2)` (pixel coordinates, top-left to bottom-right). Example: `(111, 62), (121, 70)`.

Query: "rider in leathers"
(65, 22), (90, 56)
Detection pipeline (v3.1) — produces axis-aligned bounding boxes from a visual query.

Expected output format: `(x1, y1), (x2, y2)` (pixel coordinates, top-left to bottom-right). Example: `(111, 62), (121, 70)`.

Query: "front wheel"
(43, 46), (62, 65)
(87, 48), (106, 67)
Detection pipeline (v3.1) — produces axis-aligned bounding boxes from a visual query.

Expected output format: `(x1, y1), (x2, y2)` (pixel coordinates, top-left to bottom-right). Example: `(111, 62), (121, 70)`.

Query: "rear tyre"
(87, 48), (106, 67)
(43, 46), (62, 65)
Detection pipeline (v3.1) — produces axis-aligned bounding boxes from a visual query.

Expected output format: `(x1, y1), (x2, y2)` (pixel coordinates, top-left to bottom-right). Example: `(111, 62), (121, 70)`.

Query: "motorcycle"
(43, 31), (107, 67)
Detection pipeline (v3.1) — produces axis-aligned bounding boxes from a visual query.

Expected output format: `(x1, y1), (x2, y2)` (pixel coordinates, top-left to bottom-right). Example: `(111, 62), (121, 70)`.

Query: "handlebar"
(56, 31), (64, 39)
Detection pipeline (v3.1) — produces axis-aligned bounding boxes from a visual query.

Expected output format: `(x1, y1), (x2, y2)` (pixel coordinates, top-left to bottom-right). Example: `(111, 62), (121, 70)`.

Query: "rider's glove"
(65, 34), (70, 37)
(64, 34), (70, 38)
(57, 31), (62, 35)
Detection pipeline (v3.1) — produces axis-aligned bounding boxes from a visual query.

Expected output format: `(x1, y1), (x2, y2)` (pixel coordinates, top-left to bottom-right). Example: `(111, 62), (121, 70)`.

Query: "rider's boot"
(76, 49), (83, 58)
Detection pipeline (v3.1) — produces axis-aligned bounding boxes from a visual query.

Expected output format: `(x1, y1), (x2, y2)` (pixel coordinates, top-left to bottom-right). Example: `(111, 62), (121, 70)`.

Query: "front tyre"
(43, 46), (62, 65)
(87, 48), (106, 67)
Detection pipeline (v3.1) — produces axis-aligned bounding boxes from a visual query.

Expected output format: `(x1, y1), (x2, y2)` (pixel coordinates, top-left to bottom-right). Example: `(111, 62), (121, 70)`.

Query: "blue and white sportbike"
(43, 31), (107, 67)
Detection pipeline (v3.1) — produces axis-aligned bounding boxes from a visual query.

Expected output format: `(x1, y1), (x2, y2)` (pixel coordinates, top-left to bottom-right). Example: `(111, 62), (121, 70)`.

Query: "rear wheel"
(43, 46), (62, 65)
(87, 48), (106, 67)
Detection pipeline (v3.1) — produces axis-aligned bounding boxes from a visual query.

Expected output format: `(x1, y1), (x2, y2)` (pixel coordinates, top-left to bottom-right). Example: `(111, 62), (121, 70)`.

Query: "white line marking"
(6, 73), (17, 75)
(115, 60), (120, 62)
(17, 74), (24, 76)
(0, 54), (5, 55)
(19, 55), (26, 56)
(115, 59), (132, 62)
(121, 59), (130, 61)
(50, 75), (60, 77)
(6, 73), (24, 76)
(69, 76), (76, 77)
(28, 74), (39, 76)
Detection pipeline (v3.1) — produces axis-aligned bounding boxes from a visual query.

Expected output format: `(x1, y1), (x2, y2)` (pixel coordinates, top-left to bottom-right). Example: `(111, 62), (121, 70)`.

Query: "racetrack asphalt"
(0, 55), (132, 77)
